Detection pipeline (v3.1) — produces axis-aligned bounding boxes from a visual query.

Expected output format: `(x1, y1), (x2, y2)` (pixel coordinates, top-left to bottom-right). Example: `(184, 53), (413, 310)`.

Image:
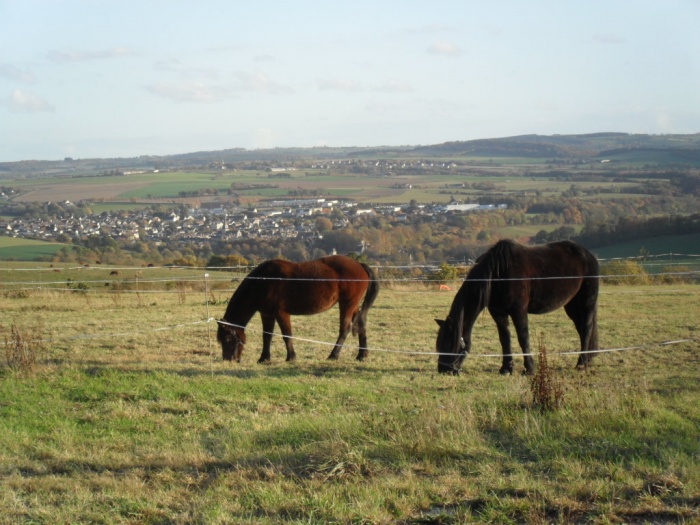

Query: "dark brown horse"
(435, 239), (599, 375)
(217, 255), (380, 363)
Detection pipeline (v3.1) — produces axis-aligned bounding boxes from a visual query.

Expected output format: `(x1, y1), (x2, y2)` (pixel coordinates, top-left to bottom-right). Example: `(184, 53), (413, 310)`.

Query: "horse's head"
(217, 320), (246, 362)
(435, 317), (467, 375)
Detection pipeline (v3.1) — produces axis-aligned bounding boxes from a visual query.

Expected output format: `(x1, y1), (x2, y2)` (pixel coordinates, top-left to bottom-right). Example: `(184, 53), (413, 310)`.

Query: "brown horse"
(436, 239), (599, 375)
(217, 255), (380, 363)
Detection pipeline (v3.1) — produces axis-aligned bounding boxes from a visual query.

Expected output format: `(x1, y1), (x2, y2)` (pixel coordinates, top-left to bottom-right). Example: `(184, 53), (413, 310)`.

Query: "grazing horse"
(435, 239), (599, 375)
(217, 255), (380, 363)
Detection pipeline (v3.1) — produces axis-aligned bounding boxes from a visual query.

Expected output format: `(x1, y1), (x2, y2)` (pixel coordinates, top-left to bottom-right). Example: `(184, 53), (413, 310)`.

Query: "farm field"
(5, 167), (648, 206)
(0, 236), (68, 261)
(592, 233), (700, 265)
(1, 265), (698, 524)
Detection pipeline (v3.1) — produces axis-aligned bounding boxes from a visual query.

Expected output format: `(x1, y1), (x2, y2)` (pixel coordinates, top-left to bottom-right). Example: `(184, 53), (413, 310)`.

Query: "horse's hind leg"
(492, 314), (515, 375)
(353, 310), (369, 361)
(327, 308), (353, 360)
(276, 312), (296, 362)
(511, 312), (535, 375)
(565, 299), (597, 369)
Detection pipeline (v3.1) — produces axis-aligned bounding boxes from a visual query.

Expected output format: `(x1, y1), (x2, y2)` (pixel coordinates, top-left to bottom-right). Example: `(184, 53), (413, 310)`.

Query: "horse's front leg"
(258, 315), (275, 364)
(327, 310), (352, 360)
(276, 312), (296, 362)
(492, 314), (514, 375)
(511, 312), (535, 375)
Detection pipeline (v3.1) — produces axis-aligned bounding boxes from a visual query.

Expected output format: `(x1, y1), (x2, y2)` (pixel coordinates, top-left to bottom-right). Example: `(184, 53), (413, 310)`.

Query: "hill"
(2, 132), (700, 179)
(409, 132), (700, 160)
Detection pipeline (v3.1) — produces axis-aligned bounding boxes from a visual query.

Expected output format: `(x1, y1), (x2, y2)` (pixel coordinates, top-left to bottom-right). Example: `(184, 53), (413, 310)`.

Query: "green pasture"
(4, 166), (663, 206)
(0, 237), (67, 261)
(90, 202), (152, 214)
(0, 270), (698, 524)
(601, 149), (700, 167)
(117, 181), (232, 199)
(593, 233), (700, 269)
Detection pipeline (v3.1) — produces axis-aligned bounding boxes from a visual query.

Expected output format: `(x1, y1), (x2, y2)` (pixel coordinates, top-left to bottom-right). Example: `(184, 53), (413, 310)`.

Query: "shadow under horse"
(217, 255), (380, 363)
(435, 239), (599, 375)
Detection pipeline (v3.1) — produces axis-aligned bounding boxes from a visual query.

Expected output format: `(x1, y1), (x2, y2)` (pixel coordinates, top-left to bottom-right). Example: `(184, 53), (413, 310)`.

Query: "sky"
(1, 1), (699, 162)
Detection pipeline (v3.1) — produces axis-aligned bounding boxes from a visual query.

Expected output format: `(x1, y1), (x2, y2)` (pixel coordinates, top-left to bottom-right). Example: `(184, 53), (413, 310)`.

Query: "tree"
(433, 262), (459, 284)
(477, 230), (491, 242)
(315, 216), (333, 232)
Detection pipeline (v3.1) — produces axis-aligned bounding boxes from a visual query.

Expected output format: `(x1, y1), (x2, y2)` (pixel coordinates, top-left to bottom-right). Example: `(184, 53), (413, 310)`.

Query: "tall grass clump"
(3, 321), (45, 373)
(654, 264), (696, 284)
(599, 259), (650, 285)
(529, 337), (564, 412)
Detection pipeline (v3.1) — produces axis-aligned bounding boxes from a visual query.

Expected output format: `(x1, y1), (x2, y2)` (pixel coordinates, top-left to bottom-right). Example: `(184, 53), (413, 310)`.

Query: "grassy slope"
(0, 274), (698, 524)
(592, 232), (700, 260)
(0, 236), (67, 260)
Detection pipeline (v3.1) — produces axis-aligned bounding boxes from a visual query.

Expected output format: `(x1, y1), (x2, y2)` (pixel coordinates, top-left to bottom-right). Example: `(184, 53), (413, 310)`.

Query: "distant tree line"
(574, 213), (700, 248)
(178, 188), (219, 198)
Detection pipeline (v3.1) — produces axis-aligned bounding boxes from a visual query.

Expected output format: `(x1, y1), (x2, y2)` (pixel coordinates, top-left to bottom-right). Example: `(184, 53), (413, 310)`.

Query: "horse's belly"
(287, 304), (336, 316)
(528, 296), (570, 314)
(284, 291), (339, 316)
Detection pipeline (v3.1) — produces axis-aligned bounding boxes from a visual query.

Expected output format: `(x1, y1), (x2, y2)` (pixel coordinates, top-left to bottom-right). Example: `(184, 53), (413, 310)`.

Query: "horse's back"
(254, 255), (364, 279)
(245, 255), (369, 316)
(475, 239), (598, 314)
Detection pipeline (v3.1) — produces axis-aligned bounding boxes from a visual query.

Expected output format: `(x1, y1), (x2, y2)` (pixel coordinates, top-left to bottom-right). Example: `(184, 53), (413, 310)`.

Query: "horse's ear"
(435, 319), (445, 327)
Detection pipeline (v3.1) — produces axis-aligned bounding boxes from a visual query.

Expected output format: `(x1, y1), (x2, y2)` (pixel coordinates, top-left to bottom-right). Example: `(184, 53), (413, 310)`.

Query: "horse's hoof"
(327, 354), (339, 360)
(257, 358), (271, 365)
(499, 367), (513, 375)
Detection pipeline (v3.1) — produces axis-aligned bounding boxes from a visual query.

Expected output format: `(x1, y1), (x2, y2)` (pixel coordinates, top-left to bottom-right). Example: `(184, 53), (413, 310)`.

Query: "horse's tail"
(586, 252), (600, 355)
(353, 263), (380, 335)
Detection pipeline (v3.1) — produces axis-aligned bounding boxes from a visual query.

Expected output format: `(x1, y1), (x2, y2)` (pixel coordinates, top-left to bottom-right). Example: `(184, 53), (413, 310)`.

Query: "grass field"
(0, 237), (68, 260)
(593, 233), (700, 264)
(7, 167), (654, 206)
(0, 265), (698, 524)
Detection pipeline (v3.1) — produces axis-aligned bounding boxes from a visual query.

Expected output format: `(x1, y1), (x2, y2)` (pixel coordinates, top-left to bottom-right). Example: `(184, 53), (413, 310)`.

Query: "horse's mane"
(462, 239), (515, 311)
(223, 260), (281, 321)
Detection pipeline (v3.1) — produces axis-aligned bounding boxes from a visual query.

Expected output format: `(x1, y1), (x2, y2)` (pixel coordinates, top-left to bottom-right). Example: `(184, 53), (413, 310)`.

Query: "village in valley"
(0, 194), (506, 248)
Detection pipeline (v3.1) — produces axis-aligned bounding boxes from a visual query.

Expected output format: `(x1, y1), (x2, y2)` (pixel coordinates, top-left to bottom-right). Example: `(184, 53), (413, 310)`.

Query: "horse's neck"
(454, 281), (487, 325)
(223, 283), (258, 326)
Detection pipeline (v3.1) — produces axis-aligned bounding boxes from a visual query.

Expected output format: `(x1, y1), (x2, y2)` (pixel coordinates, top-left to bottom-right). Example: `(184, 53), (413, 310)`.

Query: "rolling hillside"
(2, 132), (700, 178)
(409, 132), (700, 160)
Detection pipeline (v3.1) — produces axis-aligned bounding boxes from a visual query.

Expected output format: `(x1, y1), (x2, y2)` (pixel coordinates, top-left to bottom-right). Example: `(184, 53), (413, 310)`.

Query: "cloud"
(427, 41), (461, 57)
(254, 54), (278, 63)
(0, 63), (35, 84)
(373, 80), (413, 93)
(592, 33), (626, 45)
(318, 78), (363, 92)
(145, 82), (224, 103)
(8, 89), (55, 112)
(364, 102), (398, 115)
(404, 24), (455, 35)
(232, 72), (293, 94)
(145, 73), (292, 102)
(154, 59), (220, 80)
(253, 127), (277, 149)
(47, 47), (136, 63)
